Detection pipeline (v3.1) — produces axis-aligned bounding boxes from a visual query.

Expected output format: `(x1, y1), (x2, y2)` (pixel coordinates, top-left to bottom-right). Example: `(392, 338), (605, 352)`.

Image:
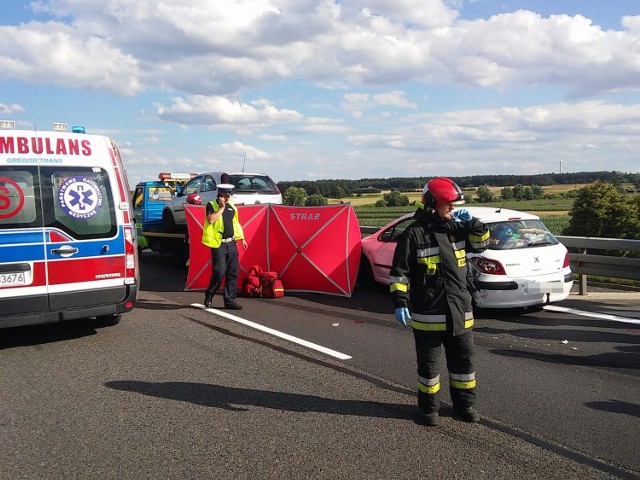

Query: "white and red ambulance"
(0, 122), (138, 328)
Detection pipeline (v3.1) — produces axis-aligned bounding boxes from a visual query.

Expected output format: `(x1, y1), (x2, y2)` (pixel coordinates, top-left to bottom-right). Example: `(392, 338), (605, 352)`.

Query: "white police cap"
(217, 183), (235, 195)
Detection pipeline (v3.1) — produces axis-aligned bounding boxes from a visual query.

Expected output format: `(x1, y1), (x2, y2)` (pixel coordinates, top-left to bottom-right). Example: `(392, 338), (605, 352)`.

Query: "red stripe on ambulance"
(47, 256), (126, 285)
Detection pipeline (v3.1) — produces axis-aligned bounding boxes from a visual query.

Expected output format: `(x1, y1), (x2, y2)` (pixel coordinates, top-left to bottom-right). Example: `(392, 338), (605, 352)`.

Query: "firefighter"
(390, 177), (490, 426)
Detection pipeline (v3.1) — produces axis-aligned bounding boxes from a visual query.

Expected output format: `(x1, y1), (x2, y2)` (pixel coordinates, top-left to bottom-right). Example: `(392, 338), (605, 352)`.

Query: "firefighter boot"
(204, 295), (212, 308)
(454, 406), (480, 423)
(422, 412), (439, 426)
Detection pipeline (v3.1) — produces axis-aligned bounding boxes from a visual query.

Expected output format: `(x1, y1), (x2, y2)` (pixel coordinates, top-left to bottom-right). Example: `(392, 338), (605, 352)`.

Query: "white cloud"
(342, 90), (417, 117)
(0, 102), (25, 115)
(351, 101), (640, 152)
(0, 22), (141, 96)
(2, 2), (637, 97)
(154, 95), (303, 127)
(4, 1), (640, 185)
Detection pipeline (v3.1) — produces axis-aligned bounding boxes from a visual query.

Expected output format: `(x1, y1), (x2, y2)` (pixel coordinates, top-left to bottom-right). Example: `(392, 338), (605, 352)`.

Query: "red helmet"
(422, 177), (465, 209)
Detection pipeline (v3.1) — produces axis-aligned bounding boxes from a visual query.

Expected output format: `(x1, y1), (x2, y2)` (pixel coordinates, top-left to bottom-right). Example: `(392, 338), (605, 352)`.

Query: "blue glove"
(395, 307), (411, 326)
(453, 208), (472, 223)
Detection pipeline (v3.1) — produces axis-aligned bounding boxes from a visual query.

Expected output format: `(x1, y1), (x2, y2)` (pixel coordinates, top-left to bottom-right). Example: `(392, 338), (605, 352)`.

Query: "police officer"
(202, 184), (248, 310)
(390, 177), (490, 426)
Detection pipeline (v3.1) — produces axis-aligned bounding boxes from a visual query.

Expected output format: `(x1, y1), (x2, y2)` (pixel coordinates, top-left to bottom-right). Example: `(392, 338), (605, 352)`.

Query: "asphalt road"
(1, 252), (638, 479)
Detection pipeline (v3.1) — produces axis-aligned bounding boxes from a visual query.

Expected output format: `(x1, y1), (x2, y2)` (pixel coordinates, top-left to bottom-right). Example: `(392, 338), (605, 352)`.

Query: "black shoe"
(204, 296), (212, 308)
(225, 303), (242, 310)
(454, 406), (480, 423)
(422, 412), (439, 426)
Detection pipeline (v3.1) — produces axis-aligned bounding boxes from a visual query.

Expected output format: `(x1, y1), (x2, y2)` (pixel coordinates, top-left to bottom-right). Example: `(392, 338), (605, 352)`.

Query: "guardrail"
(360, 227), (640, 295)
(556, 236), (640, 294)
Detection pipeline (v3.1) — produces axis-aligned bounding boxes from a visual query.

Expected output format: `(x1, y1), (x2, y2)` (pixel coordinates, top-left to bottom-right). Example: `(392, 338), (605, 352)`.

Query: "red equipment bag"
(261, 275), (284, 299)
(242, 265), (264, 297)
(242, 266), (284, 298)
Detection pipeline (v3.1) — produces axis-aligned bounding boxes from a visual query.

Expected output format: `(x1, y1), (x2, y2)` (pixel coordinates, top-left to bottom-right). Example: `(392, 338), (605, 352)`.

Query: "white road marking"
(544, 305), (640, 325)
(192, 303), (353, 360)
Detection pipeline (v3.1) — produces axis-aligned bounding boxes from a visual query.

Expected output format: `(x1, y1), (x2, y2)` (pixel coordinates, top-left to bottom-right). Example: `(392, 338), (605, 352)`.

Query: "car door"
(372, 216), (414, 282)
(196, 174), (219, 206)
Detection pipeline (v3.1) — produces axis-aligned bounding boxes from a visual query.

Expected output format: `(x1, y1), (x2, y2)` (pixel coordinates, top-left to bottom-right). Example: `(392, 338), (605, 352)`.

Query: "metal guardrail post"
(578, 248), (588, 295)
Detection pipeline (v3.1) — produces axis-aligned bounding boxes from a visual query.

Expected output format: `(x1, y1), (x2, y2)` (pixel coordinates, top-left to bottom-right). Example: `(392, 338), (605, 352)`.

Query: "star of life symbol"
(58, 176), (103, 219)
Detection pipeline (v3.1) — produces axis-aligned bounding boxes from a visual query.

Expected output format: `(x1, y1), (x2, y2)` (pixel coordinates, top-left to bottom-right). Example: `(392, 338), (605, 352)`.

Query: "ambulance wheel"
(96, 314), (121, 327)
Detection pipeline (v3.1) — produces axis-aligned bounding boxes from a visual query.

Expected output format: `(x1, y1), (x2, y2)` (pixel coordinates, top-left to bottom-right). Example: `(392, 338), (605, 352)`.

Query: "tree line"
(280, 177), (639, 243)
(277, 171), (640, 198)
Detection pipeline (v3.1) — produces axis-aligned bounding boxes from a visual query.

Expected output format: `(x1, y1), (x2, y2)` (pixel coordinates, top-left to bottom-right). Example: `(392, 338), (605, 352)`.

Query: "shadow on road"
(105, 380), (417, 420)
(476, 325), (640, 344)
(490, 345), (640, 370)
(0, 320), (98, 349)
(585, 399), (640, 418)
(133, 299), (187, 311)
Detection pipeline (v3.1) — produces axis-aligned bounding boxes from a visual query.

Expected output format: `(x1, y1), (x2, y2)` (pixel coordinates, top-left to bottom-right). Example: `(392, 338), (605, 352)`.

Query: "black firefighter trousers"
(413, 330), (476, 414)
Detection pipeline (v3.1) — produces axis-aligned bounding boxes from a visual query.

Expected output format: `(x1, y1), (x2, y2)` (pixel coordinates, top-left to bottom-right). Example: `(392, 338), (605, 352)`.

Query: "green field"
(352, 199), (573, 235)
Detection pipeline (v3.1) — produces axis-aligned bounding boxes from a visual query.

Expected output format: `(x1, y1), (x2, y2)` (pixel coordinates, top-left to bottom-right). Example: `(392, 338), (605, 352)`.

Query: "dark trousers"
(413, 330), (476, 413)
(205, 241), (239, 305)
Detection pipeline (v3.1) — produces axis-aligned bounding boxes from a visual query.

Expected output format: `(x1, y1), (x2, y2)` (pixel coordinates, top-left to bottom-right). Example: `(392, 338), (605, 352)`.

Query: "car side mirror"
(380, 230), (393, 242)
(186, 193), (202, 205)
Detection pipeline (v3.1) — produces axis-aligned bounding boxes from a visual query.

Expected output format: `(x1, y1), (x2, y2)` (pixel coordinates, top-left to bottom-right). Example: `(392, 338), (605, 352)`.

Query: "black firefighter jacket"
(390, 206), (490, 336)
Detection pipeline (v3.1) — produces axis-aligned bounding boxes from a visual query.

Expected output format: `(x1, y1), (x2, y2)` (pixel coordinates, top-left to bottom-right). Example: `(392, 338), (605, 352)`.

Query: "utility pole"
(559, 161), (562, 174)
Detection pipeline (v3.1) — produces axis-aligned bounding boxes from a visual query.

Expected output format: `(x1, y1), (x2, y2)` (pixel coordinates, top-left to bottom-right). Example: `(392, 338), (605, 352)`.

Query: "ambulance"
(0, 122), (138, 328)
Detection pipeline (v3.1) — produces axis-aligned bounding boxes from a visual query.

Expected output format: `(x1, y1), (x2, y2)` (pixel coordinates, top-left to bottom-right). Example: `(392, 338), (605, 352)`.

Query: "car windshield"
(488, 219), (559, 250)
(228, 174), (278, 194)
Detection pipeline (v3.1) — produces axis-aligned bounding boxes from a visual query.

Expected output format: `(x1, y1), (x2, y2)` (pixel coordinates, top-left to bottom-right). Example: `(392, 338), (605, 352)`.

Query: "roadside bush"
(565, 181), (638, 239)
(283, 186), (307, 206)
(305, 194), (328, 206)
(383, 190), (409, 206)
(476, 185), (496, 203)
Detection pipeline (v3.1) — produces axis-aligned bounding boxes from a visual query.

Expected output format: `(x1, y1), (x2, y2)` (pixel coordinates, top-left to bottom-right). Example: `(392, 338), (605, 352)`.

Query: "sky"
(1, 0), (639, 187)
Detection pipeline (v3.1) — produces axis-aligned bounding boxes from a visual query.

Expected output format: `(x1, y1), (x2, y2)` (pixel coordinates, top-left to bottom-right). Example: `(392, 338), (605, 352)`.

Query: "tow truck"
(133, 172), (196, 264)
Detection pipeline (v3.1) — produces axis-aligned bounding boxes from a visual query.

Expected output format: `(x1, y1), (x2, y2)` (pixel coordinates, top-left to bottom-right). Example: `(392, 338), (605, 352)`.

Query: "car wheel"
(162, 209), (177, 232)
(357, 255), (375, 287)
(96, 314), (121, 327)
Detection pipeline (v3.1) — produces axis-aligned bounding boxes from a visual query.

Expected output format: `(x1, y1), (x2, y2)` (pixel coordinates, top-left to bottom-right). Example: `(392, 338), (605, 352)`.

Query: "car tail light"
(124, 226), (136, 282)
(473, 257), (507, 275)
(563, 252), (570, 268)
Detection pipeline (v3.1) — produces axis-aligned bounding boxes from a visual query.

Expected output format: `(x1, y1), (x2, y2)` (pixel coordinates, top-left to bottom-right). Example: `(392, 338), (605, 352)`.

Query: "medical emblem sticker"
(58, 176), (103, 219)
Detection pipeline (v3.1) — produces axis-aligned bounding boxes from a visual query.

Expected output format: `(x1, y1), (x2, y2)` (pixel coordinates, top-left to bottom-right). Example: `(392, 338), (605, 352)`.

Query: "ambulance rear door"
(0, 167), (48, 321)
(42, 165), (129, 313)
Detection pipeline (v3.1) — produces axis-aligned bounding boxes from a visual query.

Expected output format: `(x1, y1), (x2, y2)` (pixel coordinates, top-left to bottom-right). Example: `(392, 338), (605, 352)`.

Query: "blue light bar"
(71, 125), (86, 133)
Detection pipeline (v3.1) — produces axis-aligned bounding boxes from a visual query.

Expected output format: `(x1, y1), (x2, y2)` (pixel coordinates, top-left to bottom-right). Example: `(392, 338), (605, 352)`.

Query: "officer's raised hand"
(395, 307), (411, 326)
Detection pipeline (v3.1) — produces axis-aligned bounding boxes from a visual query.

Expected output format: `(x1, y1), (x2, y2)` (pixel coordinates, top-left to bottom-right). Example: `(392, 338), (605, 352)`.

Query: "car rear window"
(488, 219), (559, 250)
(228, 174), (278, 194)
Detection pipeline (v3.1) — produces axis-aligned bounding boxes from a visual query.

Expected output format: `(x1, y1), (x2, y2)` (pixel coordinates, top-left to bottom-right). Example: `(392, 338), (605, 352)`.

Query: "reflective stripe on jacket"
(390, 206), (489, 336)
(201, 200), (244, 249)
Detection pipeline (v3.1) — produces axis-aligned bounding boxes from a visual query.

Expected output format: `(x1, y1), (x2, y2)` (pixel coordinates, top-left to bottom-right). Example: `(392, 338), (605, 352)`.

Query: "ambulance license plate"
(0, 272), (27, 287)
